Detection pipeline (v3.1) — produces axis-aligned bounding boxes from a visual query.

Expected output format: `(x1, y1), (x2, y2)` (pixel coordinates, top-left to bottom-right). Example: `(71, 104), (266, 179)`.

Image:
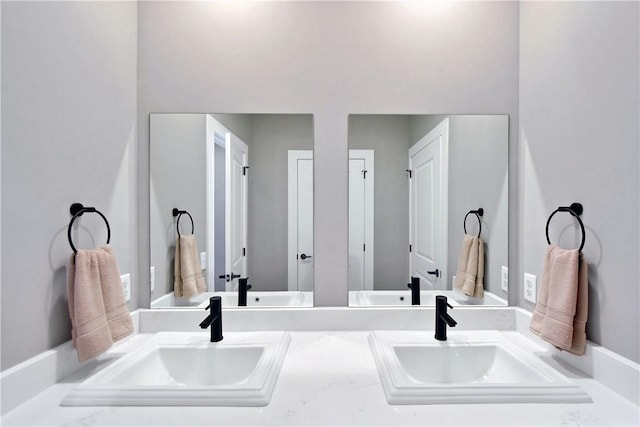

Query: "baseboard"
(514, 307), (639, 405)
(0, 310), (140, 415)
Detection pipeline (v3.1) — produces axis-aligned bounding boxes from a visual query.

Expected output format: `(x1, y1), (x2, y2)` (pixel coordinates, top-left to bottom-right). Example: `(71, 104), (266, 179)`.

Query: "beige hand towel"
(453, 234), (485, 298)
(67, 250), (112, 362)
(530, 245), (588, 355)
(96, 246), (133, 342)
(174, 234), (206, 298)
(67, 246), (133, 362)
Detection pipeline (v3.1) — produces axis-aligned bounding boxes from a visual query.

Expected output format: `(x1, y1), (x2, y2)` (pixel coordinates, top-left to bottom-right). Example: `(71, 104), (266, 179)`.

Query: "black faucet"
(238, 277), (252, 306)
(199, 296), (223, 342)
(407, 276), (420, 305)
(435, 295), (457, 341)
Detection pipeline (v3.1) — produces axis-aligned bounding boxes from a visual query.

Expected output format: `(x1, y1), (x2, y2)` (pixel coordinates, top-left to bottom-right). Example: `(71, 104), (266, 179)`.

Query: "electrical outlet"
(200, 252), (206, 271)
(150, 266), (155, 292)
(501, 266), (509, 292)
(524, 273), (537, 303)
(120, 273), (131, 302)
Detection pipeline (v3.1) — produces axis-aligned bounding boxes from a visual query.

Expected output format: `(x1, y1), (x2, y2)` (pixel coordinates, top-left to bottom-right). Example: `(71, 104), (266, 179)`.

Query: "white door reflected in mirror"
(287, 150), (314, 292)
(409, 118), (448, 290)
(288, 150), (374, 292)
(206, 117), (248, 292)
(348, 150), (374, 291)
(225, 129), (248, 292)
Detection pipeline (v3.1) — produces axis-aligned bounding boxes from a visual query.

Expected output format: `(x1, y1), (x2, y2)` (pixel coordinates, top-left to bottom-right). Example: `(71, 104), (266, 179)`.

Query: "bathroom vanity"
(2, 307), (637, 426)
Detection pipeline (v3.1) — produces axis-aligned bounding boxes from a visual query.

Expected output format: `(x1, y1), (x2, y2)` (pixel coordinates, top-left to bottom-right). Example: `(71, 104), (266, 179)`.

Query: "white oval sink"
(62, 331), (290, 406)
(369, 330), (591, 405)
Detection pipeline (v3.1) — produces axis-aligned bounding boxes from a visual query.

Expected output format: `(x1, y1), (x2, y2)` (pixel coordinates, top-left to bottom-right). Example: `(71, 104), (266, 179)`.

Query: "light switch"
(150, 266), (155, 292)
(524, 273), (537, 304)
(121, 273), (131, 302)
(501, 266), (509, 292)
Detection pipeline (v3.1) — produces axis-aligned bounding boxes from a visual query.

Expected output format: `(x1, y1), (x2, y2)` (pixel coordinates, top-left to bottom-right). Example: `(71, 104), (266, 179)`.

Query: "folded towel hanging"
(66, 203), (133, 361)
(531, 202), (588, 355)
(454, 208), (485, 298)
(530, 245), (588, 355)
(172, 208), (206, 298)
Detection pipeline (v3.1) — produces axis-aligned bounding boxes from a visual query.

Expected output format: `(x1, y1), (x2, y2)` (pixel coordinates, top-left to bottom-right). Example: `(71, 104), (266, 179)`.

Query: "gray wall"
(149, 114), (207, 300)
(137, 0), (520, 309)
(411, 115), (509, 299)
(349, 115), (411, 290)
(210, 114), (253, 145)
(519, 1), (639, 362)
(248, 115), (314, 291)
(1, 1), (137, 369)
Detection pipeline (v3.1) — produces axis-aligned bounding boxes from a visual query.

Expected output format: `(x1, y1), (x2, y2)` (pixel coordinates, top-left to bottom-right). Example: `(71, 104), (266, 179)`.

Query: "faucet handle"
(447, 301), (454, 309)
(204, 296), (220, 311)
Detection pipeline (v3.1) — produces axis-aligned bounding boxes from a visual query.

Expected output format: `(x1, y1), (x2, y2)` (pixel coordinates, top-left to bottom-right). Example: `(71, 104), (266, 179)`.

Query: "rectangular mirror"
(348, 115), (509, 307)
(150, 114), (314, 308)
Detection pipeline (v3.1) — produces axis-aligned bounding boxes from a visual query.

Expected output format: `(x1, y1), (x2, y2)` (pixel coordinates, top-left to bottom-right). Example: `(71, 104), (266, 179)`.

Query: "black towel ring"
(545, 202), (585, 252)
(67, 203), (111, 254)
(173, 208), (194, 238)
(463, 208), (484, 237)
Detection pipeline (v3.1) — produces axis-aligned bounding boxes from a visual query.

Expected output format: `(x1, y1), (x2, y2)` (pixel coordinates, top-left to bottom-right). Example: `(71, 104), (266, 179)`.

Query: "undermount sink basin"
(369, 330), (590, 405)
(62, 331), (291, 406)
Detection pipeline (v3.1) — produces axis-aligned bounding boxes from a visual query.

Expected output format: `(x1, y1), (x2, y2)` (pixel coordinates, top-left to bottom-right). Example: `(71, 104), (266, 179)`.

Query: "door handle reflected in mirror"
(218, 273), (241, 282)
(427, 269), (440, 278)
(299, 253), (312, 260)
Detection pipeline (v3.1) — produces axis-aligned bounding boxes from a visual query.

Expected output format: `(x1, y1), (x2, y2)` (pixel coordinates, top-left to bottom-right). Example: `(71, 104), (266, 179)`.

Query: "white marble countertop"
(2, 329), (638, 426)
